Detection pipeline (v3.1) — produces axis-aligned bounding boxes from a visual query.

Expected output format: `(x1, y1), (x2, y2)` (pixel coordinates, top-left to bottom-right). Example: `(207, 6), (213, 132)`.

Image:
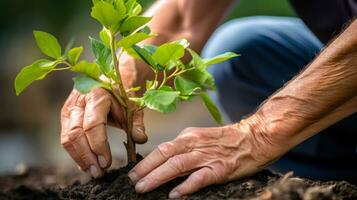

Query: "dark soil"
(1, 159), (357, 200)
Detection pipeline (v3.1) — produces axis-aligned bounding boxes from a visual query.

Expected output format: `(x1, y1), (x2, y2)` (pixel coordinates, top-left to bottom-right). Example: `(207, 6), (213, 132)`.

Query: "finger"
(132, 110), (147, 144)
(63, 132), (103, 178)
(61, 90), (82, 133)
(83, 88), (112, 128)
(134, 152), (200, 193)
(129, 137), (192, 183)
(62, 101), (88, 171)
(62, 96), (103, 178)
(85, 125), (112, 169)
(169, 167), (218, 198)
(61, 91), (84, 169)
(83, 88), (113, 169)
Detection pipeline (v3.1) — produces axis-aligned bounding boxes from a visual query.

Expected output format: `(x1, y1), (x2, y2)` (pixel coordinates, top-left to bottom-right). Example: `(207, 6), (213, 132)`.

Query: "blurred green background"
(0, 0), (295, 173)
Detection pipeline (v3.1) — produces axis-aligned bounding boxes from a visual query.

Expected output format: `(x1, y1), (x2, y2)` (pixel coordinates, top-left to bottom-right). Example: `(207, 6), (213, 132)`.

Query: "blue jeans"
(202, 16), (357, 184)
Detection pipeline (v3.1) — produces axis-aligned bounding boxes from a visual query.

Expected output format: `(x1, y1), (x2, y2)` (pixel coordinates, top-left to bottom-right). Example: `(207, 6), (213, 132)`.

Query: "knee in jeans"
(202, 17), (276, 58)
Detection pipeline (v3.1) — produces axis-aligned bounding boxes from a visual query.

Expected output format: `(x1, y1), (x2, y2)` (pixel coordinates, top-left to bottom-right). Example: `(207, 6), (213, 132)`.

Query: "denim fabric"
(202, 16), (357, 184)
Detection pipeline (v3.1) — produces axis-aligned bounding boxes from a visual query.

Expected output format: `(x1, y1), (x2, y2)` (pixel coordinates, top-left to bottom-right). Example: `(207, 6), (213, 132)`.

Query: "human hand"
(60, 88), (147, 178)
(128, 118), (283, 198)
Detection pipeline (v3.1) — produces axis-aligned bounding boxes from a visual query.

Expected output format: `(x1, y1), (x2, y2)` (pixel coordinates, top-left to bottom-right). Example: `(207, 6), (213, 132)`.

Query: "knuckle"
(177, 131), (200, 145)
(88, 88), (111, 102)
(191, 171), (206, 184)
(181, 127), (197, 135)
(157, 142), (174, 159)
(84, 115), (100, 129)
(61, 128), (84, 147)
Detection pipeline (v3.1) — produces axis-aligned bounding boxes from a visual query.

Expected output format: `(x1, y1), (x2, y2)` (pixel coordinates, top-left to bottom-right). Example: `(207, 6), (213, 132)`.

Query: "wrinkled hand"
(60, 88), (147, 178)
(128, 122), (279, 198)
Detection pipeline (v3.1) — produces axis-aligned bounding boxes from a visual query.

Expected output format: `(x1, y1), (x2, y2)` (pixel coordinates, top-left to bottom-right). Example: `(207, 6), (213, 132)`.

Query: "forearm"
(121, 0), (235, 90)
(145, 0), (234, 52)
(242, 19), (357, 158)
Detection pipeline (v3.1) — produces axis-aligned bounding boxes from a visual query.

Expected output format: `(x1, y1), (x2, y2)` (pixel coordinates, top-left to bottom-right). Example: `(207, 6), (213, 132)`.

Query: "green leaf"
(90, 37), (112, 76)
(131, 3), (142, 15)
(203, 52), (239, 66)
(174, 76), (201, 96)
(125, 0), (135, 10)
(142, 87), (180, 113)
(132, 45), (157, 69)
(117, 33), (153, 48)
(188, 48), (205, 69)
(113, 0), (127, 15)
(73, 76), (110, 94)
(68, 47), (83, 65)
(143, 44), (157, 54)
(125, 0), (141, 15)
(167, 59), (184, 71)
(182, 68), (215, 90)
(126, 86), (141, 92)
(172, 39), (190, 48)
(33, 31), (62, 59)
(91, 1), (123, 28)
(200, 93), (222, 125)
(15, 59), (57, 95)
(152, 43), (184, 67)
(145, 80), (157, 90)
(129, 97), (144, 106)
(99, 28), (111, 47)
(141, 26), (151, 34)
(120, 16), (152, 36)
(71, 60), (101, 80)
(123, 47), (141, 59)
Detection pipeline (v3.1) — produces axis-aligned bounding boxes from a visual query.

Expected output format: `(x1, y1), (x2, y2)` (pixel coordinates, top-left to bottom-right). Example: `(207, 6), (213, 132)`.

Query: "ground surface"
(1, 161), (357, 200)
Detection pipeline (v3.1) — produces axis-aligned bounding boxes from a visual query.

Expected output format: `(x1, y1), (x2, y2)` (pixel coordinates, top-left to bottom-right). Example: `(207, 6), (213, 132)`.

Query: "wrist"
(235, 110), (295, 162)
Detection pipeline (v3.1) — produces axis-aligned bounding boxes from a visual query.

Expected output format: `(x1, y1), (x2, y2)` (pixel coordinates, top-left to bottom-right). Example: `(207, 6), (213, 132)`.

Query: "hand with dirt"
(128, 117), (282, 198)
(60, 55), (148, 178)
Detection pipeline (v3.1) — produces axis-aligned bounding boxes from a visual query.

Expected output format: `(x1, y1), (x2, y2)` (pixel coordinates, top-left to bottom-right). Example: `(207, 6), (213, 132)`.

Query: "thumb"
(132, 110), (147, 144)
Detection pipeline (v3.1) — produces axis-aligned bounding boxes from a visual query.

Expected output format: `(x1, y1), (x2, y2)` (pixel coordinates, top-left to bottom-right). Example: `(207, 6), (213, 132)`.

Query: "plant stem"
(125, 109), (137, 163)
(157, 67), (195, 88)
(109, 31), (137, 163)
(158, 70), (167, 88)
(110, 32), (128, 101)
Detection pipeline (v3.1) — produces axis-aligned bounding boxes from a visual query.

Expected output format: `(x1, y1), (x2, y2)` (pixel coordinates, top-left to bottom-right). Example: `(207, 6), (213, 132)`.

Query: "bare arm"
(145, 0), (235, 51)
(244, 19), (357, 160)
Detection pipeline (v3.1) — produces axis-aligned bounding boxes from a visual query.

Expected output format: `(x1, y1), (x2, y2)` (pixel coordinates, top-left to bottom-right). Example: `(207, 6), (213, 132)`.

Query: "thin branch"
(110, 31), (129, 106)
(158, 70), (167, 88)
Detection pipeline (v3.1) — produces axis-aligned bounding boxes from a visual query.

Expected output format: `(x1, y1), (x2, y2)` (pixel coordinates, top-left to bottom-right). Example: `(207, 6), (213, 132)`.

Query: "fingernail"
(128, 172), (139, 183)
(98, 155), (107, 168)
(90, 165), (100, 178)
(135, 180), (147, 193)
(169, 191), (181, 199)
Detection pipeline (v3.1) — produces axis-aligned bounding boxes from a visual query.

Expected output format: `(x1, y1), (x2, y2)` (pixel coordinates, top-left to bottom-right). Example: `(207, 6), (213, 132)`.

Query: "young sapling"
(14, 0), (239, 164)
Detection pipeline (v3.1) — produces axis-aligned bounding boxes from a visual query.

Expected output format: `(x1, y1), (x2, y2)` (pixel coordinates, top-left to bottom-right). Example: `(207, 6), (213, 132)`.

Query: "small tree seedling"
(15, 0), (239, 164)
